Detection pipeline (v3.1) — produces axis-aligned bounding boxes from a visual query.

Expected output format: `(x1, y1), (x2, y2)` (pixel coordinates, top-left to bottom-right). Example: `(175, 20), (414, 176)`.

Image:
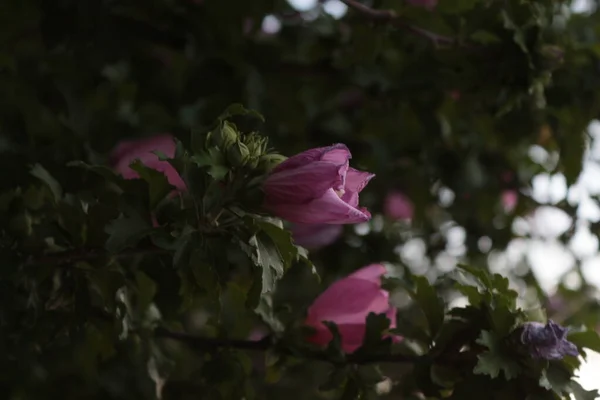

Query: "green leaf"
(105, 212), (153, 253)
(189, 247), (221, 297)
(219, 103), (265, 123)
(473, 331), (521, 380)
(457, 264), (492, 289)
(357, 312), (393, 353)
(129, 160), (174, 209)
(570, 381), (599, 400)
(135, 270), (157, 312)
(319, 366), (350, 392)
(248, 231), (285, 295)
(322, 321), (345, 361)
(568, 330), (600, 353)
(30, 163), (62, 201)
(255, 220), (297, 269)
(407, 276), (445, 340)
(455, 284), (483, 305)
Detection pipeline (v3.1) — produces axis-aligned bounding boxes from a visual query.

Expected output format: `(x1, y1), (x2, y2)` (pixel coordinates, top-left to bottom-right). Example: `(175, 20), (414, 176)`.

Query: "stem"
(154, 327), (426, 365)
(24, 246), (169, 267)
(338, 0), (459, 47)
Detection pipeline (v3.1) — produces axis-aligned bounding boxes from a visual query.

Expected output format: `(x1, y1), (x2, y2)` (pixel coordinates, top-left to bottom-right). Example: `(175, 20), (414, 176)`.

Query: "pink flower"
(502, 190), (518, 213)
(263, 144), (374, 224)
(305, 264), (398, 353)
(384, 191), (414, 220)
(111, 134), (186, 190)
(407, 0), (438, 10)
(291, 223), (343, 250)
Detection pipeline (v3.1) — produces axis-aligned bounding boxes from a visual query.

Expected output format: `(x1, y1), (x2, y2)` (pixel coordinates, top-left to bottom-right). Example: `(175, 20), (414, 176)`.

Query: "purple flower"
(291, 223), (343, 250)
(520, 320), (578, 360)
(263, 144), (374, 224)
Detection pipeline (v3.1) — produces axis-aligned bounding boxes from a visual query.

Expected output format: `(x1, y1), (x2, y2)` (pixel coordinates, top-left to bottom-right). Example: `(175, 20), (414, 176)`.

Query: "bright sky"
(281, 0), (600, 395)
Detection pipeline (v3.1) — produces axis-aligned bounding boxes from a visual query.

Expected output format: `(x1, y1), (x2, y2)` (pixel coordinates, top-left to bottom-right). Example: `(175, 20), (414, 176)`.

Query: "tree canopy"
(2, 0), (600, 399)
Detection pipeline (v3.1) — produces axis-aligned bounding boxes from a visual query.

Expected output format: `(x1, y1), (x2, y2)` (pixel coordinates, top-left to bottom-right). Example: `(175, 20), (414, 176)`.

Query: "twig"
(154, 327), (426, 365)
(338, 0), (458, 47)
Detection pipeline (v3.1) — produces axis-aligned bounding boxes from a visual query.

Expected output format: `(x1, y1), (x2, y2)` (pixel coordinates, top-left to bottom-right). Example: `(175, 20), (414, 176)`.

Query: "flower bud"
(244, 134), (267, 158)
(245, 156), (260, 169)
(258, 153), (287, 172)
(227, 140), (251, 167)
(211, 121), (238, 150)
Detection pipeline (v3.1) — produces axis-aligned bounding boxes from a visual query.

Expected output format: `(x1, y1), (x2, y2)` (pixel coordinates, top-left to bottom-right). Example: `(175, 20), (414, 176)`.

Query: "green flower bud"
(211, 121), (239, 149)
(246, 156), (260, 169)
(227, 140), (251, 167)
(258, 153), (287, 172)
(244, 133), (268, 158)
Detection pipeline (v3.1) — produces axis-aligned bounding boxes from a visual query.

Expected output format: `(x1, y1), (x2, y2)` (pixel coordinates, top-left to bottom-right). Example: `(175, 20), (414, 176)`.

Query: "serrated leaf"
(570, 381), (599, 400)
(408, 276), (445, 340)
(457, 264), (492, 289)
(473, 331), (521, 380)
(129, 160), (174, 209)
(105, 212), (153, 253)
(455, 284), (483, 305)
(255, 220), (297, 269)
(357, 312), (393, 353)
(568, 330), (600, 353)
(248, 230), (286, 295)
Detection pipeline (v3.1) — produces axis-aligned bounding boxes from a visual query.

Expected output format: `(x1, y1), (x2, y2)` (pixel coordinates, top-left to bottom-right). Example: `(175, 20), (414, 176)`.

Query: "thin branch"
(338, 0), (458, 47)
(154, 327), (426, 365)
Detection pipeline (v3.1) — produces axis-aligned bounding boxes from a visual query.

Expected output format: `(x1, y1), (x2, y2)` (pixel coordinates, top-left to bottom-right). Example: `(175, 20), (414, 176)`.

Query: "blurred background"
(2, 0), (600, 396)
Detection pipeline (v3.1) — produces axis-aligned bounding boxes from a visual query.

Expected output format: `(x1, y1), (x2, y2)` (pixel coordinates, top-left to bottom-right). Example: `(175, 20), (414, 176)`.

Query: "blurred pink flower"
(449, 90), (461, 101)
(305, 264), (399, 353)
(291, 223), (343, 250)
(407, 0), (438, 10)
(111, 134), (186, 190)
(502, 190), (518, 213)
(384, 191), (414, 220)
(248, 327), (269, 342)
(263, 144), (374, 224)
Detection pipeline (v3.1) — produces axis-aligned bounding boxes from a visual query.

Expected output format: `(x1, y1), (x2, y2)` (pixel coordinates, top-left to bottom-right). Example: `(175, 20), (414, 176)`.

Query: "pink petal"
(385, 307), (397, 329)
(111, 134), (186, 190)
(272, 144), (350, 173)
(291, 223), (343, 250)
(344, 168), (375, 194)
(341, 168), (374, 208)
(266, 188), (371, 224)
(264, 161), (346, 204)
(307, 278), (390, 325)
(347, 264), (387, 284)
(321, 145), (353, 165)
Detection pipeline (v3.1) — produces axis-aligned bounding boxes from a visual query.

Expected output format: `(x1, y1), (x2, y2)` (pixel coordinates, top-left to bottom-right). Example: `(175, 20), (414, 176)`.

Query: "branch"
(338, 0), (458, 47)
(24, 246), (169, 267)
(154, 327), (426, 365)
